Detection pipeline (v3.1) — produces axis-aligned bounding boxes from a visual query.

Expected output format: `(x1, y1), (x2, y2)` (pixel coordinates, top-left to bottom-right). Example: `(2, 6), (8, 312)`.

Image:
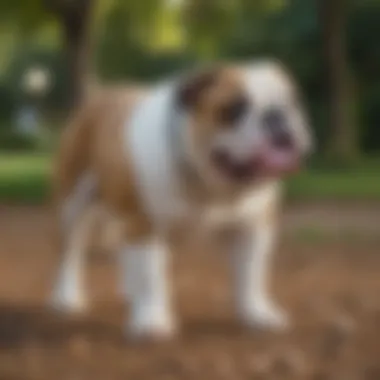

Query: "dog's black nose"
(262, 108), (293, 149)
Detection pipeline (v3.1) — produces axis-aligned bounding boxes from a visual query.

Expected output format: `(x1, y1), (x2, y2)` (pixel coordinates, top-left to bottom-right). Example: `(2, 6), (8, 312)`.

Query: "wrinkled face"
(176, 61), (313, 186)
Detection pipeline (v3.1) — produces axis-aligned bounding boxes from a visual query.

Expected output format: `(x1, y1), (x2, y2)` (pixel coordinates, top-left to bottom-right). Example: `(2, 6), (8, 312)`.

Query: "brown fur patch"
(53, 86), (152, 242)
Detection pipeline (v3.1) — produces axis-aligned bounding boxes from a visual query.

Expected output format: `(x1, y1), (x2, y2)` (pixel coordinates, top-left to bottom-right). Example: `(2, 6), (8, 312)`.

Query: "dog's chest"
(202, 182), (281, 227)
(124, 83), (191, 226)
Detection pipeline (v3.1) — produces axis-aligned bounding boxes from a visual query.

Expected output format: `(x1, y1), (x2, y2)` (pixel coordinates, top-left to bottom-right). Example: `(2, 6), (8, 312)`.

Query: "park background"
(0, 1), (380, 379)
(0, 0), (380, 202)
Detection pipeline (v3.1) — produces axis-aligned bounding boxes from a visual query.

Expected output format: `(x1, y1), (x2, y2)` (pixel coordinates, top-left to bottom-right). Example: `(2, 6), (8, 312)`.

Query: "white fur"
(123, 88), (185, 335)
(201, 181), (287, 329)
(212, 110), (263, 163)
(244, 62), (312, 153)
(51, 239), (87, 312)
(232, 218), (288, 329)
(237, 181), (282, 219)
(244, 62), (293, 108)
(126, 82), (191, 228)
(233, 181), (288, 328)
(231, 182), (288, 328)
(121, 239), (175, 338)
(51, 204), (97, 312)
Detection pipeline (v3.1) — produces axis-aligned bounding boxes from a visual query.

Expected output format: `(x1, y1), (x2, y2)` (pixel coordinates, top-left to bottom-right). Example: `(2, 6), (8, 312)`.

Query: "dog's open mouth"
(211, 145), (300, 182)
(256, 145), (300, 176)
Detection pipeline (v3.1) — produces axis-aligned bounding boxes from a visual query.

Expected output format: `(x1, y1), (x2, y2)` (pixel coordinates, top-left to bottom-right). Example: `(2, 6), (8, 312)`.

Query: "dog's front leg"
(120, 236), (176, 340)
(231, 216), (289, 331)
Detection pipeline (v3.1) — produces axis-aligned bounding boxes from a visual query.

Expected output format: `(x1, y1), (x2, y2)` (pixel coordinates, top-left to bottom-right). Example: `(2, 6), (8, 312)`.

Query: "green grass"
(0, 152), (380, 203)
(287, 169), (380, 201)
(286, 225), (380, 245)
(0, 153), (52, 203)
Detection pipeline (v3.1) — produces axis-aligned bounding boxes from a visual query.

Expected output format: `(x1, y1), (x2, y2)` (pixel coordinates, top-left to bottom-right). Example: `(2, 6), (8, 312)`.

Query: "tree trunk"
(60, 0), (95, 113)
(44, 0), (95, 113)
(320, 0), (357, 162)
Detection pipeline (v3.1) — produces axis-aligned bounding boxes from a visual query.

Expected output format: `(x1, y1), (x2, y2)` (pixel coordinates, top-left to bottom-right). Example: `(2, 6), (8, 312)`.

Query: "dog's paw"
(49, 287), (87, 314)
(241, 300), (290, 331)
(127, 308), (176, 341)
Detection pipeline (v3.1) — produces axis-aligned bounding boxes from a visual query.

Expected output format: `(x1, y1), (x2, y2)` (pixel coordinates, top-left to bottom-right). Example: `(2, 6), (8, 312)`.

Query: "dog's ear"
(176, 68), (218, 109)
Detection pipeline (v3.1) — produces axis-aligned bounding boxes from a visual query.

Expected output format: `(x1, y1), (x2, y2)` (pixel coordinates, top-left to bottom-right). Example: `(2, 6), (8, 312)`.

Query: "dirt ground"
(0, 204), (380, 380)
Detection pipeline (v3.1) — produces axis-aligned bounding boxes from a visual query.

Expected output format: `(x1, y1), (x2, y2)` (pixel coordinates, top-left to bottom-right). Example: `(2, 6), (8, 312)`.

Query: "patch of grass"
(0, 153), (52, 203)
(287, 156), (380, 201)
(287, 170), (380, 201)
(287, 225), (380, 245)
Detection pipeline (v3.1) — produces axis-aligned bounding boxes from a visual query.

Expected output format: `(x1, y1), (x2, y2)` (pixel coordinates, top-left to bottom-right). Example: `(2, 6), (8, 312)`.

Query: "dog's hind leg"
(50, 173), (98, 313)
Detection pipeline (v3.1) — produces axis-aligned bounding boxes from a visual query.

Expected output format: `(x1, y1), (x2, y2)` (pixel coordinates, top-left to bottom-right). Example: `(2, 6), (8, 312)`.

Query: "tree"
(319, 0), (358, 162)
(44, 0), (96, 112)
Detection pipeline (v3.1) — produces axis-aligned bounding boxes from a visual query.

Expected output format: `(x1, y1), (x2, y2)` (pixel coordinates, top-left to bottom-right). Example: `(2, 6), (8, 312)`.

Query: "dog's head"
(175, 61), (313, 189)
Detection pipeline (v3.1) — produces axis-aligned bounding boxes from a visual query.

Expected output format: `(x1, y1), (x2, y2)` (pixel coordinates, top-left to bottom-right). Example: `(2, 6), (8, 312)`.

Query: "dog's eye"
(217, 96), (249, 126)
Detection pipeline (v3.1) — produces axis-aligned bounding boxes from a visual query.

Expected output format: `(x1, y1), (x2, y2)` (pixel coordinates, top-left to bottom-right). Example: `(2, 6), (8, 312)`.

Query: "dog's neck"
(166, 92), (225, 205)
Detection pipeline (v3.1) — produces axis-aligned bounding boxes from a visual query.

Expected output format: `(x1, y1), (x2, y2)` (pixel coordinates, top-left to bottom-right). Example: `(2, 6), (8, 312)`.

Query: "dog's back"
(53, 86), (145, 205)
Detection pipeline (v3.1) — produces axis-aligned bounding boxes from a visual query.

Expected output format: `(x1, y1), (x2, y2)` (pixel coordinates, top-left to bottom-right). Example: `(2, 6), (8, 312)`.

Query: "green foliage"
(96, 0), (192, 81)
(0, 83), (16, 122)
(0, 0), (51, 34)
(0, 0), (379, 156)
(0, 131), (38, 152)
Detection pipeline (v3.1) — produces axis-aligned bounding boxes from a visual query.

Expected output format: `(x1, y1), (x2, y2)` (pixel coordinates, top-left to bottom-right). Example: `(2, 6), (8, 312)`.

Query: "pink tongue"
(259, 149), (299, 174)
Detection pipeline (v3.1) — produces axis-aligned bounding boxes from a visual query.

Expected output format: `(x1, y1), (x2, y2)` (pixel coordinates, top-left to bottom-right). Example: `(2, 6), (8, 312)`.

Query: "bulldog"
(50, 60), (312, 339)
